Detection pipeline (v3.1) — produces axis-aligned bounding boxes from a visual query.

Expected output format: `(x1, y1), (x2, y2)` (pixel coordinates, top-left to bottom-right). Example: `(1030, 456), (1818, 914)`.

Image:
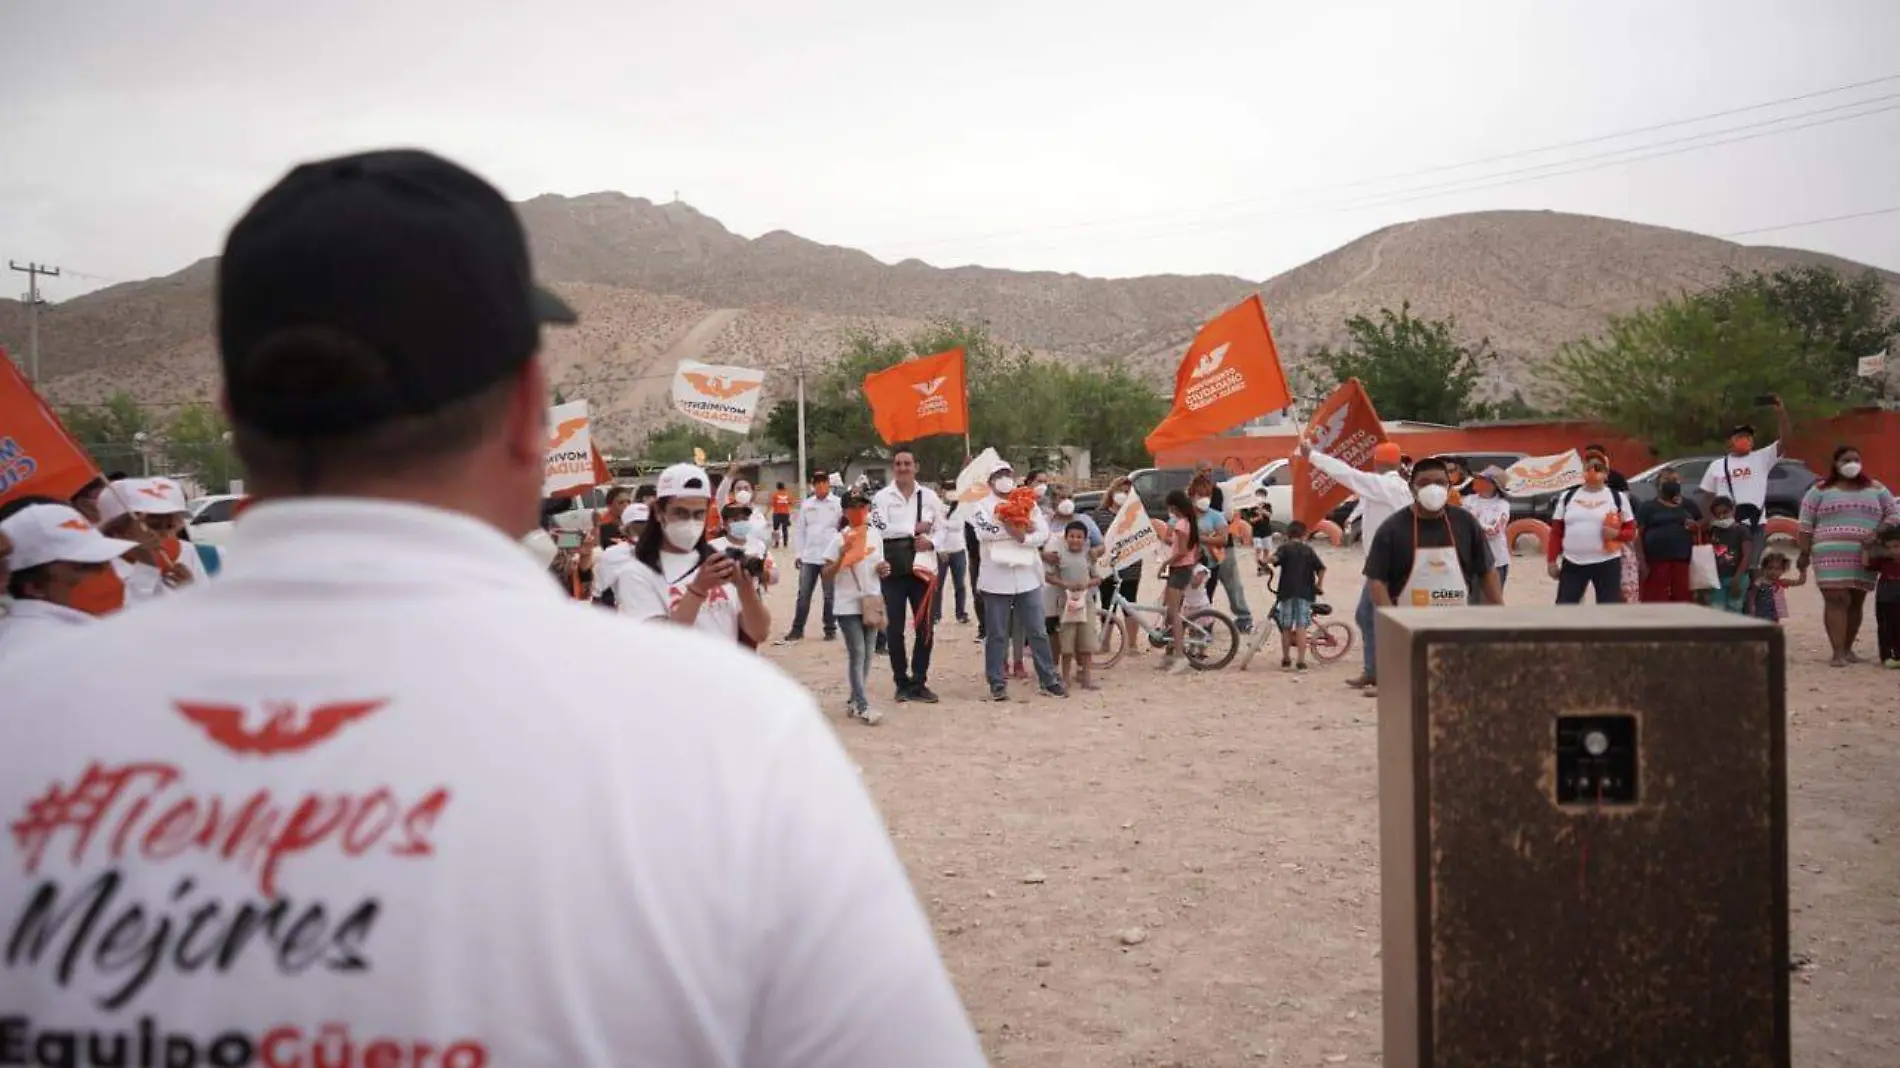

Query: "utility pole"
(8, 261), (61, 385)
(794, 355), (809, 491)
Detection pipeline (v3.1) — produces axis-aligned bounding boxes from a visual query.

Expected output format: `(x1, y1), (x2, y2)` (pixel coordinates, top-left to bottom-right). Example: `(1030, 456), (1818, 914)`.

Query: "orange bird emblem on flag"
(682, 372), (762, 400)
(547, 417), (589, 450)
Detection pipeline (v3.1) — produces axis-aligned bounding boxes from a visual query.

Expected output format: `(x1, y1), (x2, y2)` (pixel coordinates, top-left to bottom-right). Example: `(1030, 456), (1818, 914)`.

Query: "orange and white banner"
(544, 400), (609, 498)
(1144, 294), (1293, 455)
(1, 349), (101, 507)
(671, 360), (767, 434)
(1503, 449), (1583, 497)
(1219, 461), (1276, 512)
(951, 447), (1004, 504)
(1290, 378), (1386, 528)
(1104, 492), (1161, 572)
(864, 348), (969, 444)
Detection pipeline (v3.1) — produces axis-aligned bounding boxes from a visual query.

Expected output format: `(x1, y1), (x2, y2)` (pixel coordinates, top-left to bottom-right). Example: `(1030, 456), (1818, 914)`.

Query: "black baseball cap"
(1729, 423), (1757, 438)
(218, 149), (576, 436)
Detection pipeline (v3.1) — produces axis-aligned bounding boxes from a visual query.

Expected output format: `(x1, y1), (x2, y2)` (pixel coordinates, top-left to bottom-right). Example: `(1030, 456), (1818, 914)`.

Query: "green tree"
(1539, 289), (1841, 456)
(60, 392), (156, 477)
(1302, 303), (1498, 424)
(165, 403), (242, 491)
(638, 421), (736, 464)
(1711, 265), (1897, 399)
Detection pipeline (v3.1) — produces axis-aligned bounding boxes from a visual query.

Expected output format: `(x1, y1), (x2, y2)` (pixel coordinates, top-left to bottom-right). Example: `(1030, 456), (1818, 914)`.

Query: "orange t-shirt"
(770, 491), (793, 516)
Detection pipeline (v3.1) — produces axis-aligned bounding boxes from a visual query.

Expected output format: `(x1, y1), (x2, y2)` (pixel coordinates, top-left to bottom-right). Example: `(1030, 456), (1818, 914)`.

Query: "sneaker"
(1040, 682), (1069, 698)
(911, 685), (941, 704)
(860, 706), (885, 726)
(894, 686), (912, 703)
(1344, 673), (1374, 688)
(823, 631), (838, 642)
(1296, 662), (1308, 671)
(990, 686), (1009, 702)
(775, 631), (804, 646)
(844, 701), (862, 721)
(1884, 658), (1900, 669)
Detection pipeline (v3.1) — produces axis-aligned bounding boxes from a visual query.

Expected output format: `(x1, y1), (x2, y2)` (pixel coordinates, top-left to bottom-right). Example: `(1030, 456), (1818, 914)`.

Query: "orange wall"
(1156, 410), (1900, 486)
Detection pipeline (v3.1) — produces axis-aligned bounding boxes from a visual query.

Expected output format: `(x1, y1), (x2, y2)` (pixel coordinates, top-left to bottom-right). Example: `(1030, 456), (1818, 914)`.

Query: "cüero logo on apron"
(1399, 513), (1469, 608)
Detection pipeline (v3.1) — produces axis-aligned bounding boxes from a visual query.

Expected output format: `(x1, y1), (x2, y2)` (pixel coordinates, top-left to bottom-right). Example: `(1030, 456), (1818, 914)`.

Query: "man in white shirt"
(0, 149), (982, 1067)
(933, 480), (972, 627)
(871, 445), (945, 704)
(1299, 438), (1414, 689)
(783, 469), (843, 642)
(968, 461), (1067, 701)
(0, 498), (139, 658)
(1697, 394), (1794, 575)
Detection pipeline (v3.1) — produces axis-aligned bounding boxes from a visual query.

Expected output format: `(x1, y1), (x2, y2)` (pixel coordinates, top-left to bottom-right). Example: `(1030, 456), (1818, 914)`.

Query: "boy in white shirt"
(823, 491), (888, 724)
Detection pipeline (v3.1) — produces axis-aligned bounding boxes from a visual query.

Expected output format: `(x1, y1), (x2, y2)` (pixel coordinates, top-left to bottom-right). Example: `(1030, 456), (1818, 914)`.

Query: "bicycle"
(1092, 584), (1240, 671)
(1236, 575), (1355, 670)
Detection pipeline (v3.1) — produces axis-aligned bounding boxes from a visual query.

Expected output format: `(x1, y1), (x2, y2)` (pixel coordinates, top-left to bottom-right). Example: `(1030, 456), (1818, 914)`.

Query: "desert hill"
(6, 202), (1897, 449)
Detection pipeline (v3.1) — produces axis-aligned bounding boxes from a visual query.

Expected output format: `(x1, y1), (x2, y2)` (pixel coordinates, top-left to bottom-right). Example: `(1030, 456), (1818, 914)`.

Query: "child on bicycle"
(1158, 489), (1201, 675)
(1269, 520), (1327, 670)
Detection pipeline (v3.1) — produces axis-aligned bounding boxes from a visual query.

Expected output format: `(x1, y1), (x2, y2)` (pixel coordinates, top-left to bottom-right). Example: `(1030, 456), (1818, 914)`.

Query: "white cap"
(97, 477), (188, 527)
(627, 503), (651, 523)
(140, 477), (190, 515)
(0, 503), (140, 571)
(655, 463), (712, 500)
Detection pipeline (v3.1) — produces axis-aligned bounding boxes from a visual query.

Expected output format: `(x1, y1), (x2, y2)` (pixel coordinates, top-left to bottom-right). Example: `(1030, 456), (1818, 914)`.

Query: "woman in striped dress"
(1796, 445), (1899, 666)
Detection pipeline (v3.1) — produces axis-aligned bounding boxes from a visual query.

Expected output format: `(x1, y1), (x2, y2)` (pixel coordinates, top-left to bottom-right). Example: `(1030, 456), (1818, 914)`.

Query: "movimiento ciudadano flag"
(1144, 295), (1292, 455)
(543, 400), (609, 497)
(1503, 450), (1583, 497)
(672, 360), (767, 434)
(863, 348), (969, 444)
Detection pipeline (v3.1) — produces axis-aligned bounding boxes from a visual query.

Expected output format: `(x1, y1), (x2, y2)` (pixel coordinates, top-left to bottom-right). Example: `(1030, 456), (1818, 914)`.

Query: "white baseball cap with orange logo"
(0, 503), (140, 571)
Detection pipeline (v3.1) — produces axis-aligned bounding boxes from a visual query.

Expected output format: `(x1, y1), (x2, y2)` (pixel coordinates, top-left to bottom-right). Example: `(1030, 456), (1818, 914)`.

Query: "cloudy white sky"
(4, 0), (1897, 301)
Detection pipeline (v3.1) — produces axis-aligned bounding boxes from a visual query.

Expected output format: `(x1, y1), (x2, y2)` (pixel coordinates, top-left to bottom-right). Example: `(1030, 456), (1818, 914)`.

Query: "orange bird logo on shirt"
(173, 699), (387, 756)
(547, 417), (589, 450)
(682, 372), (762, 400)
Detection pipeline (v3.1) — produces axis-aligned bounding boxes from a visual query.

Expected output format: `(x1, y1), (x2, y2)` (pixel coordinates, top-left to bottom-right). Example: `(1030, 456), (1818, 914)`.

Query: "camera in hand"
(723, 546), (766, 577)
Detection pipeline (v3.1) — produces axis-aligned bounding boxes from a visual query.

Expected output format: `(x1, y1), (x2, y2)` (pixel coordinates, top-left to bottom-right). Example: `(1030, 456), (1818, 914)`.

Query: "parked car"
(1072, 490), (1104, 515)
(186, 494), (248, 547)
(1127, 467), (1199, 516)
(1624, 456), (1817, 517)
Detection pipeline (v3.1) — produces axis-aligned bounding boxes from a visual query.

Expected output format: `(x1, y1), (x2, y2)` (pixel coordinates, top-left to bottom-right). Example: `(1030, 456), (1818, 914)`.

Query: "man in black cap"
(0, 150), (982, 1066)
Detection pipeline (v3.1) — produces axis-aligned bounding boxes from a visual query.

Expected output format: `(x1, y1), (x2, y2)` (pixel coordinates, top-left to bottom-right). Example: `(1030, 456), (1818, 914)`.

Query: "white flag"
(1858, 351), (1887, 377)
(1502, 449), (1583, 497)
(1104, 492), (1162, 572)
(1219, 461), (1276, 511)
(671, 360), (766, 433)
(952, 448), (1005, 504)
(543, 401), (597, 496)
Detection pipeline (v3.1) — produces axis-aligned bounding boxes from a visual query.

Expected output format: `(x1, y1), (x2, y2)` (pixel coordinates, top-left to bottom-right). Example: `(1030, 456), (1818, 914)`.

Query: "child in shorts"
(1705, 497), (1750, 613)
(1269, 520), (1326, 669)
(1052, 521), (1102, 690)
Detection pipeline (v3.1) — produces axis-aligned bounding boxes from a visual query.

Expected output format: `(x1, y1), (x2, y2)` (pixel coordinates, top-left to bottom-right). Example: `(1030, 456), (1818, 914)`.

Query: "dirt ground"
(756, 540), (1899, 1067)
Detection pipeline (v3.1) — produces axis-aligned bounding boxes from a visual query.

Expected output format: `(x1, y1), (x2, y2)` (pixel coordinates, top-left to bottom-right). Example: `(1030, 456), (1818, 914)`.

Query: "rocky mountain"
(7, 201), (1897, 449)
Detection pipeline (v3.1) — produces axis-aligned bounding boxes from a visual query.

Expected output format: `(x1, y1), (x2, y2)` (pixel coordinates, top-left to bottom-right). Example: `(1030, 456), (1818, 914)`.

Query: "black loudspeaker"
(1376, 604), (1789, 1068)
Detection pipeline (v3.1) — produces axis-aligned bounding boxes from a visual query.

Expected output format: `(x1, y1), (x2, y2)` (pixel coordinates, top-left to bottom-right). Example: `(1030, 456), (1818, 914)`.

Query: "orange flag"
(1144, 294), (1292, 455)
(863, 348), (969, 445)
(1, 349), (101, 508)
(1290, 378), (1387, 528)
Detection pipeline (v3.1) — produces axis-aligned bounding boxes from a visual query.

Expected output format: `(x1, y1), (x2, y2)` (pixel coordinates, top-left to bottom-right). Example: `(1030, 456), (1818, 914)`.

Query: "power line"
(873, 72), (1900, 255)
(7, 261), (62, 385)
(1720, 205), (1900, 239)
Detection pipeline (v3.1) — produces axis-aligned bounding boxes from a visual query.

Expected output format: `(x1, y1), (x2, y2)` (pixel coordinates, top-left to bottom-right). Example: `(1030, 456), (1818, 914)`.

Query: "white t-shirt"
(1698, 442), (1780, 516)
(591, 542), (636, 599)
(822, 528), (886, 616)
(1555, 486), (1637, 565)
(0, 598), (94, 663)
(616, 546), (741, 640)
(0, 499), (983, 1067)
(1461, 495), (1512, 569)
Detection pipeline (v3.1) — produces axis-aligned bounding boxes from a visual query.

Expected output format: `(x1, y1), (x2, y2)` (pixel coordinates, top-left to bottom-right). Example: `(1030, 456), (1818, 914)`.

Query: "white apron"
(1399, 513), (1470, 608)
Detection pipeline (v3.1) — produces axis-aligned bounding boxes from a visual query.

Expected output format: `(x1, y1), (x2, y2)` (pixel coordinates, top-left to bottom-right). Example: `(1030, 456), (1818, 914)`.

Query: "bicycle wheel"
(1310, 621), (1354, 663)
(1096, 607), (1129, 669)
(1183, 609), (1239, 671)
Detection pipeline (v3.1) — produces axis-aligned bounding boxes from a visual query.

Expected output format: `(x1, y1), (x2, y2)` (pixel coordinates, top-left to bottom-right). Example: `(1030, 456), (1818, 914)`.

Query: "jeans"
(984, 589), (1058, 691)
(1216, 552), (1253, 631)
(791, 561), (835, 636)
(882, 571), (936, 690)
(1556, 558), (1624, 604)
(1355, 582), (1377, 679)
(934, 551), (969, 622)
(838, 615), (871, 711)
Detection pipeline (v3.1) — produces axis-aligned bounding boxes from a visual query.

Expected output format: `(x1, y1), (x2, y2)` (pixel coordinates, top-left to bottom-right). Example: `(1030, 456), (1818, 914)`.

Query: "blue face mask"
(727, 520), (752, 540)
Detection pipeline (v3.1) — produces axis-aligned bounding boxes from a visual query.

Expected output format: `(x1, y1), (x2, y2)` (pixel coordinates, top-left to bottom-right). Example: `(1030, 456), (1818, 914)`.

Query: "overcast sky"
(4, 0), (1897, 301)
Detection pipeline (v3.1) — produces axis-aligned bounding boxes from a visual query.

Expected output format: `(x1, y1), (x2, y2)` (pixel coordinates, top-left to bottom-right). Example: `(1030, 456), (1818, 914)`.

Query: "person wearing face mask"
(784, 469), (843, 643)
(933, 480), (972, 628)
(1090, 476), (1146, 657)
(145, 476), (217, 584)
(0, 498), (138, 655)
(1359, 458), (1500, 692)
(1796, 444), (1898, 666)
(1696, 395), (1794, 577)
(618, 463), (771, 646)
(1299, 438), (1412, 689)
(1185, 473), (1253, 633)
(590, 502), (649, 608)
(1459, 466), (1514, 601)
(95, 478), (196, 604)
(968, 461), (1067, 701)
(1041, 485), (1104, 640)
(1633, 470), (1703, 603)
(822, 491), (888, 725)
(711, 500), (778, 591)
(723, 478), (771, 542)
(1546, 451), (1638, 604)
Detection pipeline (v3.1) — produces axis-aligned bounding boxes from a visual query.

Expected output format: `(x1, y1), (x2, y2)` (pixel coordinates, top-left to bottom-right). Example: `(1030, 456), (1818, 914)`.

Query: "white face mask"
(1033, 483), (1047, 499)
(1193, 497), (1212, 511)
(1415, 484), (1450, 512)
(733, 489), (753, 505)
(992, 477), (1016, 495)
(1711, 517), (1736, 529)
(1056, 499), (1075, 516)
(1838, 461), (1863, 479)
(663, 520), (702, 550)
(1110, 492), (1125, 506)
